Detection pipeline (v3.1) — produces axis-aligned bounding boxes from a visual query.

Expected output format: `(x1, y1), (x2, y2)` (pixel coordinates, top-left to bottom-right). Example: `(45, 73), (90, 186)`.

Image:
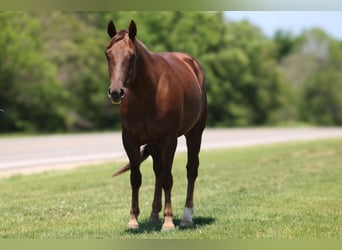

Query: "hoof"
(161, 222), (175, 231)
(127, 219), (139, 230)
(180, 219), (193, 227)
(161, 217), (175, 231)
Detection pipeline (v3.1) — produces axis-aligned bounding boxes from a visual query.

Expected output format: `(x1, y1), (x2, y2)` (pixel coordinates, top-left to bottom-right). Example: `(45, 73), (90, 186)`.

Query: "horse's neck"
(127, 40), (158, 101)
(135, 41), (158, 82)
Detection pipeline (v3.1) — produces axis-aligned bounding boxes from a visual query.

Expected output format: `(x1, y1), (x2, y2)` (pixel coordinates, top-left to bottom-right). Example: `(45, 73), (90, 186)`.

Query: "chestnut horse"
(105, 20), (207, 230)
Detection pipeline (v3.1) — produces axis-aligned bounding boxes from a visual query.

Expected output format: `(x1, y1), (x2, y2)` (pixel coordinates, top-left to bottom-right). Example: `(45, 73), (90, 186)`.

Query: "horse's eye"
(130, 54), (136, 63)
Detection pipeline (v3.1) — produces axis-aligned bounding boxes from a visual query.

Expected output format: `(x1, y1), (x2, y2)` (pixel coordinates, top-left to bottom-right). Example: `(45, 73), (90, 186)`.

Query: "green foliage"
(204, 20), (293, 126)
(1, 11), (342, 132)
(0, 12), (66, 132)
(280, 28), (342, 126)
(300, 68), (342, 125)
(273, 30), (296, 61)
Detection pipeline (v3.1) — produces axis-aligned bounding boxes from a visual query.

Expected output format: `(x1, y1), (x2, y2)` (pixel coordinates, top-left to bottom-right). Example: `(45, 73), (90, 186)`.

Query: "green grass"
(0, 138), (341, 239)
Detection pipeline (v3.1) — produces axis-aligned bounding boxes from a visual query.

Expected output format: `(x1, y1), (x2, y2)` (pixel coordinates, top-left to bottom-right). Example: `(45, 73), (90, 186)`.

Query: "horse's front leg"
(161, 136), (178, 231)
(122, 130), (141, 229)
(147, 144), (163, 222)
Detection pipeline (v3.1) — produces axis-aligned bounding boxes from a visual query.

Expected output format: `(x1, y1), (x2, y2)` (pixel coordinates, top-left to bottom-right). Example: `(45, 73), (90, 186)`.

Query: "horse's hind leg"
(181, 120), (206, 227)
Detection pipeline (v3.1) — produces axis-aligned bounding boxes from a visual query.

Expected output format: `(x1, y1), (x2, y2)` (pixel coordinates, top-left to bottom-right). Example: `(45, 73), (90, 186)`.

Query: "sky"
(224, 11), (342, 40)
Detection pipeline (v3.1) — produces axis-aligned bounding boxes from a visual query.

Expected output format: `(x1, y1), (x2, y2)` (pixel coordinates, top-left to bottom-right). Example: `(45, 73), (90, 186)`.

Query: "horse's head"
(105, 20), (137, 104)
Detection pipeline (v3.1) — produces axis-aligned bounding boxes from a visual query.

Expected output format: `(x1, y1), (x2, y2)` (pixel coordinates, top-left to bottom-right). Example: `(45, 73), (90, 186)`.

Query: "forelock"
(106, 30), (128, 49)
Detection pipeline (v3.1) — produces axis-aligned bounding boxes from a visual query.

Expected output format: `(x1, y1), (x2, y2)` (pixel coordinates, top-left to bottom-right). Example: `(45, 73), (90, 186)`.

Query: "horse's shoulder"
(160, 52), (204, 83)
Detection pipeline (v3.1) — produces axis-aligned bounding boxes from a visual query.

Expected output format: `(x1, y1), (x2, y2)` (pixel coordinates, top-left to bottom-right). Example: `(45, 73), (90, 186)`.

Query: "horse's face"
(105, 20), (137, 104)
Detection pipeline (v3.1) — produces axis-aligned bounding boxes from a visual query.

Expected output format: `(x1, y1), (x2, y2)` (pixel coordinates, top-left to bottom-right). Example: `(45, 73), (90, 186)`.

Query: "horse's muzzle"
(108, 87), (126, 104)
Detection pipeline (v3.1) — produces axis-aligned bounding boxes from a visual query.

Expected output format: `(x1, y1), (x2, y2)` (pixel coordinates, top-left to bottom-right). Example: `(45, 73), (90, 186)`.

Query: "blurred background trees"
(1, 11), (341, 133)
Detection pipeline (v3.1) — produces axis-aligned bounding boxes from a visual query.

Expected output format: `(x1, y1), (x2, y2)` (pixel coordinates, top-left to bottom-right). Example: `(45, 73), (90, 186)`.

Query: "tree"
(3, 12), (341, 133)
(273, 30), (296, 61)
(0, 12), (66, 132)
(280, 28), (342, 125)
(300, 68), (342, 125)
(203, 19), (293, 126)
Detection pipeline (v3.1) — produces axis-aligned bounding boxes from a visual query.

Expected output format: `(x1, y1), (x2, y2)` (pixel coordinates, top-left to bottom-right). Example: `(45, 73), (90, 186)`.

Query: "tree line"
(1, 11), (341, 133)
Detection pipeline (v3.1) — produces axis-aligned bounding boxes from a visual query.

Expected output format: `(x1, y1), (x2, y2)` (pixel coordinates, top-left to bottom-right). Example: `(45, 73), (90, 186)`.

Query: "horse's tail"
(112, 145), (150, 177)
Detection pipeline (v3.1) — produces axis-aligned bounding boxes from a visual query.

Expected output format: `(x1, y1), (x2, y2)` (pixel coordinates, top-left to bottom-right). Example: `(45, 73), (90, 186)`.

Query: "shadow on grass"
(125, 216), (215, 234)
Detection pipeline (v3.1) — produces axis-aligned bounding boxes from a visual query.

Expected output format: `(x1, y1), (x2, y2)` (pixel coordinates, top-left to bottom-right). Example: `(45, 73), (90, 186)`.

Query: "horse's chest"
(122, 113), (169, 144)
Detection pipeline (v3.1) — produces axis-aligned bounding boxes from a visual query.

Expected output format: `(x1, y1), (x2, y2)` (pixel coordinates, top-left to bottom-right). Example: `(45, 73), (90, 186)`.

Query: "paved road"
(1, 128), (342, 177)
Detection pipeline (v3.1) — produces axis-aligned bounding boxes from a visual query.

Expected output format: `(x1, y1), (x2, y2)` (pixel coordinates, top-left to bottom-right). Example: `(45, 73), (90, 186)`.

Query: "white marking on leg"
(180, 206), (194, 227)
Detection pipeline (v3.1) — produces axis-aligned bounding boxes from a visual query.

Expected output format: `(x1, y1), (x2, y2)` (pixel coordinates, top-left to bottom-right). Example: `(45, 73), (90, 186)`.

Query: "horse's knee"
(161, 173), (173, 190)
(186, 160), (199, 180)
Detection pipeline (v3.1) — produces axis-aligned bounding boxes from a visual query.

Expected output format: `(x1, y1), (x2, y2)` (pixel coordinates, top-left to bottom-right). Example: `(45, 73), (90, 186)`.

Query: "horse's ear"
(128, 20), (137, 40)
(107, 20), (116, 38)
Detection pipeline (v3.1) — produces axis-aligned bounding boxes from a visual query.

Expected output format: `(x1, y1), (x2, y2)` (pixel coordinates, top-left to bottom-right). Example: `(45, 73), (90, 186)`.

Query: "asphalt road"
(1, 128), (342, 177)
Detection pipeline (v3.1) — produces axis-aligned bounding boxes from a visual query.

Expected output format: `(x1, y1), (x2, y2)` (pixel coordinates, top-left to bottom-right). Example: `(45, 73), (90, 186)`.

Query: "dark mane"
(106, 30), (128, 48)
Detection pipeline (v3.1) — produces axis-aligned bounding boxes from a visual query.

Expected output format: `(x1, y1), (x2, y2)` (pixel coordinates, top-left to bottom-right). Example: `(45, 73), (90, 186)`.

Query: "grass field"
(0, 138), (341, 239)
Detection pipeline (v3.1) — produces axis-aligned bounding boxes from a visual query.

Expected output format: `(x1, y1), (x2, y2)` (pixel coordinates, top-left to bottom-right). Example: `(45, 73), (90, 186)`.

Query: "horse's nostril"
(108, 88), (112, 97)
(119, 88), (125, 98)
